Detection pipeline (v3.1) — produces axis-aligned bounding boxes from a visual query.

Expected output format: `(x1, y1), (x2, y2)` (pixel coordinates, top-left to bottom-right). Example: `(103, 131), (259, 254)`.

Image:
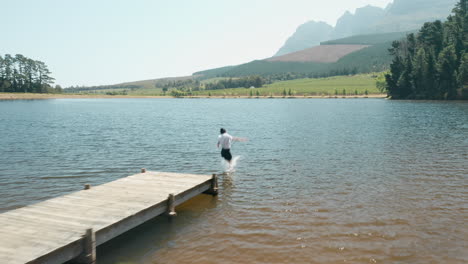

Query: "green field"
(69, 74), (383, 97)
(192, 74), (382, 96)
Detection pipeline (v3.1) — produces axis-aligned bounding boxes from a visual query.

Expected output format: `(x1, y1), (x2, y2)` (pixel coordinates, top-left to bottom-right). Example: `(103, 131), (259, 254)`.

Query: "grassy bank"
(193, 74), (382, 97)
(0, 93), (168, 100)
(1, 74), (386, 99)
(0, 92), (386, 100)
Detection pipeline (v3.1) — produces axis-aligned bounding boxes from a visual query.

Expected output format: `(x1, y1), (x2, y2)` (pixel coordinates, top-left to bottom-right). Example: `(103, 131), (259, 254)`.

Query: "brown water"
(0, 99), (466, 263)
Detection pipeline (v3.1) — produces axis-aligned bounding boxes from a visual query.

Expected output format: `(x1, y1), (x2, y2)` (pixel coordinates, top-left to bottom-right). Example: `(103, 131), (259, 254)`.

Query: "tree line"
(159, 79), (200, 90)
(0, 54), (61, 93)
(258, 69), (359, 83)
(65, 84), (140, 93)
(158, 79), (201, 94)
(204, 76), (263, 90)
(162, 75), (264, 96)
(385, 0), (468, 99)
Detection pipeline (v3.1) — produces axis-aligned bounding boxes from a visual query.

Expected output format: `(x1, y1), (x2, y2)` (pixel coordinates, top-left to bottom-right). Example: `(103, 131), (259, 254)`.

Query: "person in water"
(217, 128), (246, 165)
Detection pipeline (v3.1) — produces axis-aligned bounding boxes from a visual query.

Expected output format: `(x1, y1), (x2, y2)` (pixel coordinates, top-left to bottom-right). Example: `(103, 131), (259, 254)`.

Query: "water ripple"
(0, 99), (467, 263)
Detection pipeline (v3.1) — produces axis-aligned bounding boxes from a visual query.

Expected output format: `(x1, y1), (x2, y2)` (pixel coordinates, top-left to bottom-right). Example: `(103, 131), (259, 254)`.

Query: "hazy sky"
(1, 0), (392, 87)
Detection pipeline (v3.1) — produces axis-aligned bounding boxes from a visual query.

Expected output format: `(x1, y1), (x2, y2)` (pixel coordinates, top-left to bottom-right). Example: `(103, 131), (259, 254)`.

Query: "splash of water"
(221, 155), (241, 173)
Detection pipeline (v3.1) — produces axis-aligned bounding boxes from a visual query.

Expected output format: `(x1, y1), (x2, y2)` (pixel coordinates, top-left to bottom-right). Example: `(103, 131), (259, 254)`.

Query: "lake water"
(0, 98), (467, 264)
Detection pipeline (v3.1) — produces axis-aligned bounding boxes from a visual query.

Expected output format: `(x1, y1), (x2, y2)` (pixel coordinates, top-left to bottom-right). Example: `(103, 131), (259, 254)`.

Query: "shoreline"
(0, 93), (387, 100)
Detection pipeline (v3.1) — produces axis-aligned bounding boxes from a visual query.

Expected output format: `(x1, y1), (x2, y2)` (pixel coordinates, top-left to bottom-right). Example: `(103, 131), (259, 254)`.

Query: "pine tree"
(407, 33), (417, 59)
(457, 52), (468, 98)
(413, 48), (427, 98)
(417, 21), (444, 57)
(437, 45), (459, 99)
(425, 50), (438, 99)
(0, 54), (55, 93)
(386, 0), (467, 99)
(397, 56), (414, 99)
(386, 41), (405, 98)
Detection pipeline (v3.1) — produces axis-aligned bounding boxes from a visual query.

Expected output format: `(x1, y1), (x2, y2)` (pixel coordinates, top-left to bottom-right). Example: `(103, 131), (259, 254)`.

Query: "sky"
(1, 0), (393, 87)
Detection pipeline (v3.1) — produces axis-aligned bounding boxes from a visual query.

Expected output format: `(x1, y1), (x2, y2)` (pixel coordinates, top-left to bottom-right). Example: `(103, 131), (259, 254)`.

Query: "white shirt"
(218, 133), (233, 149)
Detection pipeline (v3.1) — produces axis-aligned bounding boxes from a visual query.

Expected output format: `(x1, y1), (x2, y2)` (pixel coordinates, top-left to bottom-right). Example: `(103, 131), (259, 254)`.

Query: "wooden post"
(167, 193), (177, 217)
(204, 174), (218, 196)
(84, 184), (91, 190)
(76, 228), (96, 264)
(141, 168), (146, 173)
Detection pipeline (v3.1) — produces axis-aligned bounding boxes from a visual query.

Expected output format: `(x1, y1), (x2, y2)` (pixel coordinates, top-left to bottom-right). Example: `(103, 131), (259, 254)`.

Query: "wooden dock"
(0, 169), (218, 264)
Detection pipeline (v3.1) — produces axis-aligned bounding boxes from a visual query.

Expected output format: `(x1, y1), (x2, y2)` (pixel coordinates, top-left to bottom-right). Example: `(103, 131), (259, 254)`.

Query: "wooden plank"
(46, 197), (142, 214)
(107, 178), (203, 189)
(59, 194), (168, 217)
(0, 171), (215, 264)
(0, 210), (98, 232)
(95, 180), (212, 245)
(104, 178), (207, 191)
(62, 192), (166, 209)
(175, 180), (212, 206)
(99, 181), (199, 195)
(3, 205), (109, 226)
(0, 231), (76, 252)
(96, 180), (197, 193)
(126, 173), (208, 182)
(145, 171), (211, 180)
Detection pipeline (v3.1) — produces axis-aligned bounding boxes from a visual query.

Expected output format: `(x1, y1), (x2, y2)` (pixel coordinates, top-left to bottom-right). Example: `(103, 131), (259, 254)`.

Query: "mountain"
(386, 0), (456, 16)
(331, 5), (385, 39)
(274, 21), (333, 56)
(274, 0), (457, 57)
(371, 0), (458, 33)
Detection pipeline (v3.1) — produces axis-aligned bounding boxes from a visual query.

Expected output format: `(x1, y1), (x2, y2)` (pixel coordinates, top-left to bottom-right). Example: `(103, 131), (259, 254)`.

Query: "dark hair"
(220, 128), (226, 134)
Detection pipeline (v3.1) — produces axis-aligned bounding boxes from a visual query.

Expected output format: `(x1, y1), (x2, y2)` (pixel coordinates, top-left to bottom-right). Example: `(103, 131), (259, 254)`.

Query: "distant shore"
(0, 93), (387, 100)
(0, 93), (166, 100)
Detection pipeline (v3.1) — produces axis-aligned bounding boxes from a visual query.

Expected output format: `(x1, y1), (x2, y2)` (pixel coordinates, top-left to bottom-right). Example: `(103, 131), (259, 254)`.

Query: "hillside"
(331, 41), (393, 73)
(196, 60), (325, 78)
(68, 34), (395, 94)
(117, 76), (195, 89)
(321, 31), (413, 45)
(191, 66), (235, 79)
(194, 31), (401, 79)
(267, 45), (369, 63)
(65, 75), (196, 93)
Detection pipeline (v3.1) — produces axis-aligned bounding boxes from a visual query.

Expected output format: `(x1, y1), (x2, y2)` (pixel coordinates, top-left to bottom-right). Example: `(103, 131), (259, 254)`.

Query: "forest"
(0, 54), (61, 93)
(385, 0), (468, 99)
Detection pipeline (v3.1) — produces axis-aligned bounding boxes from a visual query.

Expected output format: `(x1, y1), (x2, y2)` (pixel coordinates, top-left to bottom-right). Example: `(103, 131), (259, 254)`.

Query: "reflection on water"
(0, 99), (467, 264)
